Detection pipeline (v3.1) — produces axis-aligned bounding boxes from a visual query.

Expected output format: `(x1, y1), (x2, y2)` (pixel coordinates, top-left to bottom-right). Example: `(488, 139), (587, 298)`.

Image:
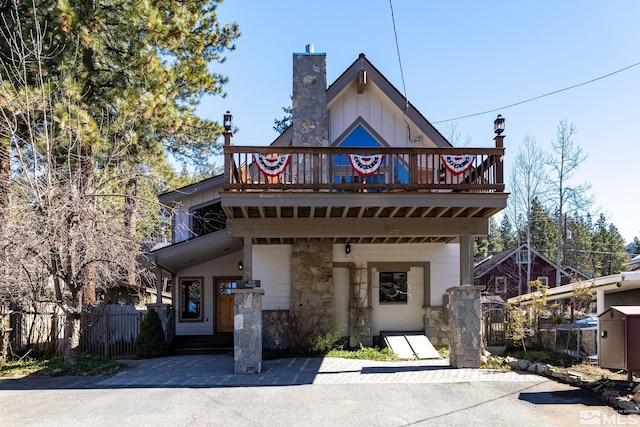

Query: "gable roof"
(327, 54), (452, 148)
(270, 53), (453, 148)
(474, 243), (572, 279)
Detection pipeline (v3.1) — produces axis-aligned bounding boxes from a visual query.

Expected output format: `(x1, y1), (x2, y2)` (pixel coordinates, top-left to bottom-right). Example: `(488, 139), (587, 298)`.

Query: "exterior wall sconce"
(237, 260), (243, 271)
(494, 114), (505, 135)
(438, 166), (446, 182)
(345, 243), (351, 254)
(223, 111), (233, 132)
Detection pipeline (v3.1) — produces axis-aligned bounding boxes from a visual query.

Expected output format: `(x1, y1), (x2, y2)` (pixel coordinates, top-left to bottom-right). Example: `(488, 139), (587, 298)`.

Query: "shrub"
(136, 309), (168, 359)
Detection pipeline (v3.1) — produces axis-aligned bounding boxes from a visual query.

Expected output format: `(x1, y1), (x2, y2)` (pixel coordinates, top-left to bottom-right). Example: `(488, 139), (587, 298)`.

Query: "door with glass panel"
(215, 278), (239, 333)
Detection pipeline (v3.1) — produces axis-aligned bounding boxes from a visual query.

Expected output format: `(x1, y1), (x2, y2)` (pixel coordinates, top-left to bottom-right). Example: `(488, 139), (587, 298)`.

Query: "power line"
(389, 0), (407, 105)
(433, 61), (640, 124)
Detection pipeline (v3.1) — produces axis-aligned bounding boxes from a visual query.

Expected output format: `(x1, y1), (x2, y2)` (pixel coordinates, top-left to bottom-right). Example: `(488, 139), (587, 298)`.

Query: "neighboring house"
(625, 254), (640, 271)
(511, 270), (640, 315)
(474, 243), (584, 300)
(148, 47), (508, 351)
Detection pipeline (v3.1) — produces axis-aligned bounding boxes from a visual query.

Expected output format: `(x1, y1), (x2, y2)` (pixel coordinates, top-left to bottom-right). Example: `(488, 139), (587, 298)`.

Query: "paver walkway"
(90, 355), (546, 388)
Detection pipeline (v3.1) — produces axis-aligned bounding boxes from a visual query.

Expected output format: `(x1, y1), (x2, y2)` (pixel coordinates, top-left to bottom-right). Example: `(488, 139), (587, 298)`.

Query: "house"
(148, 46), (508, 368)
(512, 270), (640, 315)
(474, 243), (583, 300)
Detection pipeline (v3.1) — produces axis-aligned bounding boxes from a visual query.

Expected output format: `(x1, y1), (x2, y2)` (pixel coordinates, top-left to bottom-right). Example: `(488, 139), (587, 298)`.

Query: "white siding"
(329, 83), (438, 148)
(174, 251), (242, 335)
(370, 267), (424, 335)
(253, 245), (292, 310)
(332, 242), (460, 334)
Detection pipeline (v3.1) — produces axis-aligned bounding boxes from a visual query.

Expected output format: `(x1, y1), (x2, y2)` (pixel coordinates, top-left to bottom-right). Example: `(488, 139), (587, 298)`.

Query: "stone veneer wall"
(447, 285), (483, 368)
(292, 50), (328, 148)
(424, 307), (449, 347)
(232, 289), (264, 374)
(290, 239), (334, 337)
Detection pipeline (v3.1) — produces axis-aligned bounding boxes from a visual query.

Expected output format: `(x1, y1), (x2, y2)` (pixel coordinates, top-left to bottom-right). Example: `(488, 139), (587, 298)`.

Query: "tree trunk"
(0, 139), (9, 212)
(64, 289), (83, 366)
(123, 175), (138, 286)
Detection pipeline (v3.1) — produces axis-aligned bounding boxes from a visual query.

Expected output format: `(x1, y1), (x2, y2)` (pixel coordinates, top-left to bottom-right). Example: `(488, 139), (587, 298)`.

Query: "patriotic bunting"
(253, 154), (291, 177)
(348, 154), (384, 176)
(441, 155), (475, 176)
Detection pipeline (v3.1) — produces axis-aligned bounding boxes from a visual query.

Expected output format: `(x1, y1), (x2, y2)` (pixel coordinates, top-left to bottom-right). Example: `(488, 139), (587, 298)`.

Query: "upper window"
(190, 201), (226, 238)
(537, 276), (549, 287)
(180, 278), (203, 321)
(379, 271), (408, 304)
(516, 250), (529, 264)
(495, 277), (507, 293)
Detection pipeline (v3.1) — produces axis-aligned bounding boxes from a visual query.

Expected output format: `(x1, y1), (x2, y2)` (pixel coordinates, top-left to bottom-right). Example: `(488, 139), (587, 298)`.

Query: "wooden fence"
(7, 305), (148, 358)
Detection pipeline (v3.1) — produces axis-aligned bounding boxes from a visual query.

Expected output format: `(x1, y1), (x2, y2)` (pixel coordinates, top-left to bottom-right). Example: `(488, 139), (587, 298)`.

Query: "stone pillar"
(232, 288), (264, 374)
(447, 285), (483, 368)
(424, 307), (449, 347)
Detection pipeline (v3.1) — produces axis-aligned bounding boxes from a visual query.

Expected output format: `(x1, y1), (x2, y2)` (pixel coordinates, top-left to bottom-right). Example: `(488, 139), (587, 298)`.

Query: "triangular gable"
(327, 53), (452, 148)
(332, 117), (388, 147)
(474, 243), (572, 279)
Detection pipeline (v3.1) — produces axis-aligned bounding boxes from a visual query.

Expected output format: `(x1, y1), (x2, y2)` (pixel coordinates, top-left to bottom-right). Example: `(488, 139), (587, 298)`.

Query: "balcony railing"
(223, 146), (504, 193)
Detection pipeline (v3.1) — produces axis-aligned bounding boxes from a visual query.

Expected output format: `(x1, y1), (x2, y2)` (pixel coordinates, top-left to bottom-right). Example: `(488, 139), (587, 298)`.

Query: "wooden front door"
(216, 278), (239, 333)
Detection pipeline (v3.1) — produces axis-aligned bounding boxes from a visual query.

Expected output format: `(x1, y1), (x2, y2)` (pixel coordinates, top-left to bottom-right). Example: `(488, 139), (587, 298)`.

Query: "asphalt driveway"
(0, 355), (627, 426)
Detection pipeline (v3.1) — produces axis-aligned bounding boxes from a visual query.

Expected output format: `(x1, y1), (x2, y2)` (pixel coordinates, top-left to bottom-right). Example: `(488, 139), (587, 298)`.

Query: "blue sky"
(201, 1), (640, 244)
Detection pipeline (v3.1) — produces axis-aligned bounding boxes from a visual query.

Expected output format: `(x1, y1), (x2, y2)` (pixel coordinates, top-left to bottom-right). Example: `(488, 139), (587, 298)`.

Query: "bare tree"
(507, 135), (546, 294)
(0, 5), (141, 365)
(545, 120), (592, 285)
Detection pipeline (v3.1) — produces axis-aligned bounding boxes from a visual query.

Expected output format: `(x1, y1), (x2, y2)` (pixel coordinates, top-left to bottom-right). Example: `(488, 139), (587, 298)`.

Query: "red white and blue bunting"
(348, 154), (384, 176)
(253, 153), (291, 177)
(441, 155), (475, 176)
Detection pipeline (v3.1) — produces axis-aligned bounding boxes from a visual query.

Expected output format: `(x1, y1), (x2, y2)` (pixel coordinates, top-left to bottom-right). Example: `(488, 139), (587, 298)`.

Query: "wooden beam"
(226, 217), (489, 238)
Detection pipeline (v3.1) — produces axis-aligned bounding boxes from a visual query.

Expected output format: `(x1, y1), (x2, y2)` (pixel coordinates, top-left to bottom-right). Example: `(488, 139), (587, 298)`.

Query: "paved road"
(0, 355), (627, 426)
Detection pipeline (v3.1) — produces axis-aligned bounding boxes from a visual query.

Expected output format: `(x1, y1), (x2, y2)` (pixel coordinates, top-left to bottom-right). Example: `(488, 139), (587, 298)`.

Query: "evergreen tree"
(0, 1), (239, 366)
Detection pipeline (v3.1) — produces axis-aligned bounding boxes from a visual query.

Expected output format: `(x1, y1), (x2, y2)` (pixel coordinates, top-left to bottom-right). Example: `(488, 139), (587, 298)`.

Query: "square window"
(180, 278), (203, 321)
(379, 272), (408, 304)
(495, 277), (507, 293)
(537, 276), (549, 287)
(517, 250), (529, 264)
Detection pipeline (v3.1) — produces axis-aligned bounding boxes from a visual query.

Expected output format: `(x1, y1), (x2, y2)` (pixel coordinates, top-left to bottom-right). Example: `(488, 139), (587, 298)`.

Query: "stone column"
(447, 285), (483, 368)
(232, 288), (264, 374)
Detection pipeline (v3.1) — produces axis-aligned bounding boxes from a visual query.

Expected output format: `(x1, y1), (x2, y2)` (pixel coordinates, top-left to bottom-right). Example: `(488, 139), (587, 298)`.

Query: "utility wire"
(389, 0), (407, 106)
(433, 61), (640, 124)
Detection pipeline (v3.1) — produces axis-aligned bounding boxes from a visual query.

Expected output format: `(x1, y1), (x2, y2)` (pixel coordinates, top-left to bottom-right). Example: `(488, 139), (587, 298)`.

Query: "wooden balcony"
(223, 146), (505, 193)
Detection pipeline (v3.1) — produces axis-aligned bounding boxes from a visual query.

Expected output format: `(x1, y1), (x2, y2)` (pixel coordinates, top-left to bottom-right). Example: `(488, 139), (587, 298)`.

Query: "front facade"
(150, 48), (508, 352)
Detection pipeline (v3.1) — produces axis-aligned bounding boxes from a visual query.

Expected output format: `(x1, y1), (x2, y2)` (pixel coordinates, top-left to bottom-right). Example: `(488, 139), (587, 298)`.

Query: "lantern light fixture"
(224, 111), (233, 132)
(494, 114), (505, 135)
(237, 260), (243, 271)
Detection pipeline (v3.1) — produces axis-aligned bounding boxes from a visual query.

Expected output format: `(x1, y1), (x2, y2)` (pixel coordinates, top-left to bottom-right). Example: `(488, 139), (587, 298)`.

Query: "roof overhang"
(147, 230), (242, 274)
(510, 271), (640, 306)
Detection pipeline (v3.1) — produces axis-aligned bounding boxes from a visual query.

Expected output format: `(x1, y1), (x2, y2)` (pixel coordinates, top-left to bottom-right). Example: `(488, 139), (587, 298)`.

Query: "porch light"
(494, 114), (505, 135)
(237, 260), (243, 271)
(223, 111), (233, 132)
(345, 243), (351, 254)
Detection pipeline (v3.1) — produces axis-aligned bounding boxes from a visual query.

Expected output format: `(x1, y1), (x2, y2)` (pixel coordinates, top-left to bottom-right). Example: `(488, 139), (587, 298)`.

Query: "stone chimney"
(292, 44), (328, 147)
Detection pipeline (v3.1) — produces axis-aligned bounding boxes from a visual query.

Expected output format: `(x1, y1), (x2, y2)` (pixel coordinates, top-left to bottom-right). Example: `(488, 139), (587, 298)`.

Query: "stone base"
(424, 307), (449, 347)
(447, 286), (483, 368)
(232, 289), (264, 374)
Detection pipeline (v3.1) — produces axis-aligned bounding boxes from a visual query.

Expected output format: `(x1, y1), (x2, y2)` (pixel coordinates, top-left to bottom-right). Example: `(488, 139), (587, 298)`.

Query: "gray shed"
(598, 306), (640, 381)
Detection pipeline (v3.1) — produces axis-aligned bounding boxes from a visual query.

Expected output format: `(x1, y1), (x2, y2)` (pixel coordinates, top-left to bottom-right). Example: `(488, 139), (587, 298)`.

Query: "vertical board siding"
(253, 245), (292, 310)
